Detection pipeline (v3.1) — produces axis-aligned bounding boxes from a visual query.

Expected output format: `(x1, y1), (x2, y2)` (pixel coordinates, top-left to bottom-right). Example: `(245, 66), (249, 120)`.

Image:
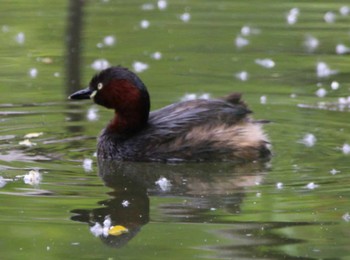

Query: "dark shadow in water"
(65, 0), (85, 95)
(65, 0), (86, 134)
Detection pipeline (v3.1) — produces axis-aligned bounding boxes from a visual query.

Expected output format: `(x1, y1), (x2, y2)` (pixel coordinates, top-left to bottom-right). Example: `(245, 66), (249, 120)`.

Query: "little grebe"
(69, 66), (271, 162)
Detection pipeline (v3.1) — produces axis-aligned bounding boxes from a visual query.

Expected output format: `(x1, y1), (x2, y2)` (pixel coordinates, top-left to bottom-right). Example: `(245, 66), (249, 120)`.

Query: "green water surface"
(1, 1), (350, 259)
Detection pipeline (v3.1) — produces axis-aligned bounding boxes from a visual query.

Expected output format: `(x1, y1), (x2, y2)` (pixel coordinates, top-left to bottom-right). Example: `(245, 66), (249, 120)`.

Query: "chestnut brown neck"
(104, 79), (150, 136)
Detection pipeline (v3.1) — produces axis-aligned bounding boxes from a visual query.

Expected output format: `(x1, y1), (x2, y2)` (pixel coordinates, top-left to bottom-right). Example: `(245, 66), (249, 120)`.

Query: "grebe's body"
(69, 67), (270, 162)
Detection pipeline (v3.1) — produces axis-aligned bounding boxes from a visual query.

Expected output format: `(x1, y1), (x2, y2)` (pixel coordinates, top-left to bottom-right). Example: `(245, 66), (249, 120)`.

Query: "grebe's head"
(69, 66), (150, 111)
(69, 66), (151, 133)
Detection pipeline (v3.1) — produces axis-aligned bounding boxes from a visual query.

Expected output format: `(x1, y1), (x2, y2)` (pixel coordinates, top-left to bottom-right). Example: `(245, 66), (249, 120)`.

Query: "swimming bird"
(69, 66), (271, 162)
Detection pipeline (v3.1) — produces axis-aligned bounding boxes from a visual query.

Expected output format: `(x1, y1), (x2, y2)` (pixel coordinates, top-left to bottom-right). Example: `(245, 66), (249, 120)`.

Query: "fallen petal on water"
(286, 8), (300, 25)
(19, 139), (37, 147)
(342, 212), (350, 222)
(329, 169), (340, 175)
(315, 88), (327, 98)
(108, 225), (129, 236)
(91, 59), (110, 71)
(235, 35), (249, 48)
(23, 170), (42, 185)
(304, 35), (319, 52)
(132, 61), (149, 73)
(83, 158), (93, 172)
(300, 133), (317, 147)
(276, 182), (283, 189)
(255, 58), (275, 69)
(24, 132), (43, 138)
(155, 177), (172, 191)
(339, 6), (350, 16)
(235, 71), (249, 81)
(180, 13), (191, 22)
(140, 20), (150, 29)
(324, 11), (336, 23)
(122, 200), (130, 207)
(305, 182), (319, 190)
(342, 143), (350, 154)
(316, 62), (338, 78)
(103, 35), (116, 46)
(157, 0), (167, 10)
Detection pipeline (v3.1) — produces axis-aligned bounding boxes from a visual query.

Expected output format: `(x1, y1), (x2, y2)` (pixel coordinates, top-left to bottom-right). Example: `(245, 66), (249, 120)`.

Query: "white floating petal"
(19, 139), (36, 147)
(157, 0), (167, 10)
(315, 88), (327, 97)
(329, 169), (340, 175)
(260, 95), (267, 104)
(338, 97), (347, 104)
(155, 177), (172, 191)
(0, 176), (7, 188)
(87, 107), (99, 121)
(199, 93), (210, 99)
(342, 143), (350, 154)
(103, 216), (111, 228)
(83, 158), (93, 172)
(151, 51), (162, 60)
(240, 26), (260, 36)
(24, 132), (43, 138)
(241, 26), (251, 36)
(336, 44), (350, 55)
(122, 200), (130, 207)
(316, 62), (337, 78)
(140, 20), (150, 29)
(180, 13), (191, 22)
(331, 81), (340, 90)
(15, 32), (25, 44)
(29, 68), (38, 78)
(276, 182), (283, 189)
(300, 133), (317, 147)
(103, 35), (116, 46)
(132, 61), (149, 73)
(255, 58), (275, 69)
(304, 35), (319, 52)
(181, 93), (197, 101)
(235, 35), (249, 48)
(180, 93), (210, 101)
(324, 11), (336, 23)
(90, 223), (103, 237)
(235, 71), (249, 81)
(286, 8), (300, 25)
(91, 59), (110, 71)
(339, 6), (350, 16)
(305, 182), (319, 190)
(23, 170), (42, 185)
(342, 212), (350, 222)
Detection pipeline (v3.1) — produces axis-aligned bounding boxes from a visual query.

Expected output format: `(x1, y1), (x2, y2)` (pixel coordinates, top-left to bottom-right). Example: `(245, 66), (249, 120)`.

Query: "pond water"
(1, 0), (350, 259)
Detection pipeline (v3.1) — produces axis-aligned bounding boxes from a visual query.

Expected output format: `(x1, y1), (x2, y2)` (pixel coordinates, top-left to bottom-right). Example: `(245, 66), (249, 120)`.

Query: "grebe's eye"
(90, 82), (103, 99)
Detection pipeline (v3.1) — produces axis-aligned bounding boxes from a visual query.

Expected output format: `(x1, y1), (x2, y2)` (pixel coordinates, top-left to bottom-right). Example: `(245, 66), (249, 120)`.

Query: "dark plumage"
(69, 66), (271, 162)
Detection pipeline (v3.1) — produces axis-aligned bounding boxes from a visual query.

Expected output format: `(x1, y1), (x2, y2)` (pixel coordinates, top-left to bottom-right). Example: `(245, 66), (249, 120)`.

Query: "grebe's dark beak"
(68, 87), (93, 100)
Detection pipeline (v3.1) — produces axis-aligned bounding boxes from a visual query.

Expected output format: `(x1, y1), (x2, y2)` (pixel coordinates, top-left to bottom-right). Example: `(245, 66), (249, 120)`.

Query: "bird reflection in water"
(71, 159), (269, 248)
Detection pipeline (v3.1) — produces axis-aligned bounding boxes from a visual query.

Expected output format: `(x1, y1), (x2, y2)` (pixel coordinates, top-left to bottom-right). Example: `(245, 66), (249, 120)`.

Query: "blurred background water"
(1, 0), (350, 259)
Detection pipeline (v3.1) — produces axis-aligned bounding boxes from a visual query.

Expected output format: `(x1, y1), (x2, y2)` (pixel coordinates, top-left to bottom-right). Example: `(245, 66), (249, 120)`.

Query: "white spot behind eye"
(97, 83), (103, 90)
